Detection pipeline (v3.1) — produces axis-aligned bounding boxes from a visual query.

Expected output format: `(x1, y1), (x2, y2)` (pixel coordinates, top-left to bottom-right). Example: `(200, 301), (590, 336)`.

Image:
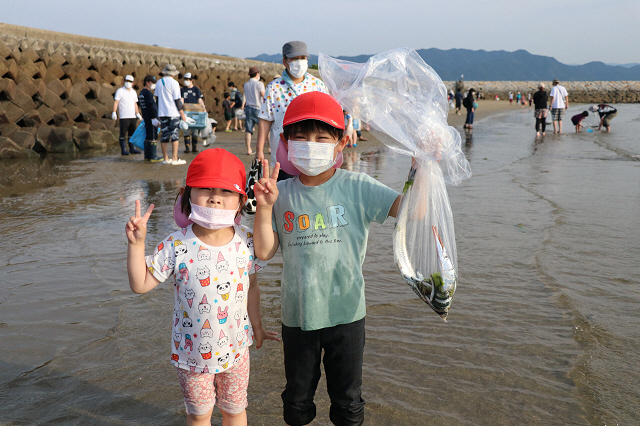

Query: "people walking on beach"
(593, 103), (618, 132)
(113, 75), (143, 155)
(243, 66), (265, 155)
(138, 75), (162, 162)
(571, 111), (589, 132)
(255, 40), (328, 181)
(228, 82), (242, 131)
(181, 72), (207, 153)
(463, 88), (476, 129)
(527, 93), (532, 108)
(508, 91), (513, 105)
(516, 92), (521, 105)
(154, 64), (194, 165)
(252, 91), (403, 426)
(126, 148), (279, 426)
(223, 92), (234, 132)
(549, 79), (569, 134)
(454, 88), (463, 115)
(533, 83), (549, 137)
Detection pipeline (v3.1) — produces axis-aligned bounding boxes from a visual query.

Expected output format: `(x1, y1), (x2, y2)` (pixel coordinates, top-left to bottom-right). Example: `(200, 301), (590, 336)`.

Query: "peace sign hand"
(253, 159), (280, 207)
(126, 200), (155, 245)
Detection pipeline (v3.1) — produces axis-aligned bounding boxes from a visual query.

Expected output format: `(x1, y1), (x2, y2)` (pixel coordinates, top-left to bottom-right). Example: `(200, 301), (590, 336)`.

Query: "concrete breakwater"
(445, 80), (640, 104)
(0, 23), (284, 160)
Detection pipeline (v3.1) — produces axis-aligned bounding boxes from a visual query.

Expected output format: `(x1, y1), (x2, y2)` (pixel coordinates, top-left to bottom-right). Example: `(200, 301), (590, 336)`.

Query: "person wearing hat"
(549, 79), (569, 134)
(154, 64), (195, 165)
(242, 66), (265, 155)
(255, 41), (328, 180)
(113, 75), (143, 155)
(252, 91), (403, 426)
(180, 72), (206, 153)
(138, 75), (162, 161)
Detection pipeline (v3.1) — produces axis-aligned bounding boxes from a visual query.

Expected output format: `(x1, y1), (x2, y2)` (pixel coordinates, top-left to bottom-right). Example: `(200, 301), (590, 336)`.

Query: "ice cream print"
(217, 306), (229, 324)
(198, 342), (212, 360)
(184, 334), (193, 351)
(184, 288), (195, 307)
(178, 263), (189, 282)
(216, 252), (229, 273)
(218, 330), (229, 347)
(235, 309), (241, 327)
(218, 353), (230, 369)
(198, 294), (211, 314)
(173, 331), (182, 350)
(187, 358), (197, 372)
(237, 256), (247, 276)
(182, 311), (192, 328)
(174, 240), (188, 256)
(217, 281), (231, 300)
(200, 319), (213, 338)
(196, 265), (210, 287)
(161, 257), (175, 272)
(197, 245), (211, 261)
(235, 283), (245, 304)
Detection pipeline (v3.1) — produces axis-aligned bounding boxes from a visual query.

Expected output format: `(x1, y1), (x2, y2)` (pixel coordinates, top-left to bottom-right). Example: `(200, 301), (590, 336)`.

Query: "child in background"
(126, 148), (279, 426)
(223, 93), (234, 132)
(571, 111), (589, 132)
(252, 92), (404, 426)
(343, 109), (356, 147)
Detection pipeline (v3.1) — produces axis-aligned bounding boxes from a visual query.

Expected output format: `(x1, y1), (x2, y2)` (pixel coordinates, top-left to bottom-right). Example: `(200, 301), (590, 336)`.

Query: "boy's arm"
(247, 273), (280, 348)
(253, 160), (281, 260)
(388, 194), (403, 218)
(126, 200), (161, 294)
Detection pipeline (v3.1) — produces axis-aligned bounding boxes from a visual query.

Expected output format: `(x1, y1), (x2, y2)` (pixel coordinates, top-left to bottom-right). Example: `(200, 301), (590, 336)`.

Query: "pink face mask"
(276, 135), (343, 176)
(173, 194), (241, 229)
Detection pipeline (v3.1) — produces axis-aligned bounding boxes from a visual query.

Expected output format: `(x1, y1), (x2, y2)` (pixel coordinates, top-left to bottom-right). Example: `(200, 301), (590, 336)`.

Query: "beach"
(2, 102), (639, 425)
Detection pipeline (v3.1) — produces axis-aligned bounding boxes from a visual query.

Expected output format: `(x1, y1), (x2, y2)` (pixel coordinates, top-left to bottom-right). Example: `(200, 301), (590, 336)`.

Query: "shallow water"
(1, 106), (639, 425)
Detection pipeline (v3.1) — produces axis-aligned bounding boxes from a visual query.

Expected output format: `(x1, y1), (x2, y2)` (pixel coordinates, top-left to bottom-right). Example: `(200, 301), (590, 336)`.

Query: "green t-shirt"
(272, 169), (399, 330)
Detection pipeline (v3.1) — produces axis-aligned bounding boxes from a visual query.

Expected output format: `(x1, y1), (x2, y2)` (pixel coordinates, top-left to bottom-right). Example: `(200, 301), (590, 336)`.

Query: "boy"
(571, 111), (589, 132)
(253, 92), (403, 426)
(223, 92), (234, 132)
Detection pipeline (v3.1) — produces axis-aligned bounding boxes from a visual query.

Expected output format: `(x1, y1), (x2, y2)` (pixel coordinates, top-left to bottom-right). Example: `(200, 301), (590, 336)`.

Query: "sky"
(2, 0), (640, 66)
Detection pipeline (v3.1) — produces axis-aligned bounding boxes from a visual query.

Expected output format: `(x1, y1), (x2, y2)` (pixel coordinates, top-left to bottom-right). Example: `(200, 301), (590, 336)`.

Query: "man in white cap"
(243, 66), (265, 155)
(155, 64), (195, 165)
(180, 72), (206, 153)
(112, 75), (143, 155)
(549, 79), (569, 134)
(255, 41), (328, 180)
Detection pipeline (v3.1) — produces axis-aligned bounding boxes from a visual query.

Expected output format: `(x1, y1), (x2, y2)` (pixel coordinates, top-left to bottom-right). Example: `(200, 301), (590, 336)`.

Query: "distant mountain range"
(247, 49), (640, 81)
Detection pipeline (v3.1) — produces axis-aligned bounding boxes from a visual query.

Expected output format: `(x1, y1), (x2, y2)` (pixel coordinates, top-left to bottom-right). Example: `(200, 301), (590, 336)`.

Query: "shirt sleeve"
(197, 87), (203, 99)
(145, 238), (176, 282)
(114, 88), (122, 101)
(358, 173), (400, 224)
(171, 79), (181, 100)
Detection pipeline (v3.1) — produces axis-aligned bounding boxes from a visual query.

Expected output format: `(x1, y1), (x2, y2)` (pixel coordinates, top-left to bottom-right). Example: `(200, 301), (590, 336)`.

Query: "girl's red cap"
(283, 92), (345, 130)
(186, 148), (246, 195)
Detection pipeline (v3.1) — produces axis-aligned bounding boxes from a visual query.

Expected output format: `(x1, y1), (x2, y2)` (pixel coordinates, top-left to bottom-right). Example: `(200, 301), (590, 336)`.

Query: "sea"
(1, 104), (638, 425)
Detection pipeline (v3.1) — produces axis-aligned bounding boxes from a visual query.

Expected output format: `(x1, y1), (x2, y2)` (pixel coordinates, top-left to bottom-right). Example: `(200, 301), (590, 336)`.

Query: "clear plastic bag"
(319, 48), (470, 320)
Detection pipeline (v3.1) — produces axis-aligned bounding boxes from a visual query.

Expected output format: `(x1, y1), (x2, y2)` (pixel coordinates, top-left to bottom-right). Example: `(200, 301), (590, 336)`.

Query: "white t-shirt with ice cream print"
(146, 223), (266, 374)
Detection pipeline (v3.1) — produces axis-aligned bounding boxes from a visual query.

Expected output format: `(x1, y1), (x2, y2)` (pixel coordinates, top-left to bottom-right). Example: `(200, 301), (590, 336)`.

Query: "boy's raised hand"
(254, 159), (280, 206)
(126, 200), (155, 245)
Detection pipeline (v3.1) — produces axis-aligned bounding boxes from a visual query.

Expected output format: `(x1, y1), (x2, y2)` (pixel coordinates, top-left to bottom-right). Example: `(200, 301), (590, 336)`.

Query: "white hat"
(125, 75), (134, 82)
(184, 72), (193, 79)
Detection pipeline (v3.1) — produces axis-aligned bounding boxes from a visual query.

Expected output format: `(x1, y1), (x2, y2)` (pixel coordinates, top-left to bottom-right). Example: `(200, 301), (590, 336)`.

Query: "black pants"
(535, 117), (547, 133)
(281, 318), (365, 426)
(119, 118), (137, 142)
(143, 118), (157, 142)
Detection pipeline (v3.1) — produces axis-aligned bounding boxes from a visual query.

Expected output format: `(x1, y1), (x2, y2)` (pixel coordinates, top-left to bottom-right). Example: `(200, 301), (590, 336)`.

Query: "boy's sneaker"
(172, 159), (186, 165)
(161, 159), (173, 165)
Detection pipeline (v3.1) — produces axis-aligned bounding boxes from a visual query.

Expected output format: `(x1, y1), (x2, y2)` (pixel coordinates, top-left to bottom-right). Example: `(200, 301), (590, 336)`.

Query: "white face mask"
(124, 82), (133, 89)
(184, 80), (191, 86)
(150, 83), (156, 90)
(288, 140), (337, 176)
(288, 59), (308, 79)
(188, 201), (238, 230)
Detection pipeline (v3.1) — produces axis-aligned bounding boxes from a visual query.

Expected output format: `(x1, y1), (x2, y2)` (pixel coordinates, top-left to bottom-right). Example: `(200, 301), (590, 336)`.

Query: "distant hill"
(247, 49), (640, 81)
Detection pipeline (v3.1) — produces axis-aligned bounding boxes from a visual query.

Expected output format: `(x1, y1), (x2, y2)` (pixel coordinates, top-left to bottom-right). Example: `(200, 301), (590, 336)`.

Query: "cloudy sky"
(3, 0), (639, 65)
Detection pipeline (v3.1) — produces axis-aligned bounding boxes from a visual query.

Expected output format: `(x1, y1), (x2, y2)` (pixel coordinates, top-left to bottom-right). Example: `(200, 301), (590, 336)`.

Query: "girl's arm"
(253, 160), (281, 260)
(247, 273), (280, 348)
(126, 200), (161, 294)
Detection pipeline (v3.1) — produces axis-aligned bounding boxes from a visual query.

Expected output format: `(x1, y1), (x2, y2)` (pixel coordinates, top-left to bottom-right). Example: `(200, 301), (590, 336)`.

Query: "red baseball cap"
(186, 148), (246, 195)
(283, 91), (345, 130)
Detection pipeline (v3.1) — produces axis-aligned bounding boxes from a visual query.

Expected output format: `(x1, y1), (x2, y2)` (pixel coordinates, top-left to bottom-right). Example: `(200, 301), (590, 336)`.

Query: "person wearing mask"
(549, 79), (569, 134)
(138, 75), (162, 162)
(532, 83), (549, 137)
(113, 75), (143, 155)
(180, 72), (206, 153)
(154, 64), (194, 165)
(255, 41), (328, 180)
(242, 66), (266, 155)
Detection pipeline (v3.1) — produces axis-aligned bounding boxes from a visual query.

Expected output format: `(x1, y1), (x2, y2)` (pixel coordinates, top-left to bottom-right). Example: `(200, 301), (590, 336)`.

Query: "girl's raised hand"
(125, 200), (155, 245)
(253, 159), (280, 206)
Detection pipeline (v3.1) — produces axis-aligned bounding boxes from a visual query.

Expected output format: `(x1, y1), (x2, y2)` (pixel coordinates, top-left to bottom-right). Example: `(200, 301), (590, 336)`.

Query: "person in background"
(255, 40), (328, 181)
(549, 79), (569, 134)
(571, 111), (589, 132)
(181, 72), (206, 153)
(454, 88), (464, 115)
(223, 92), (234, 132)
(516, 91), (521, 105)
(594, 103), (618, 132)
(113, 75), (143, 155)
(138, 75), (162, 162)
(463, 88), (476, 129)
(533, 83), (549, 137)
(353, 116), (367, 141)
(508, 91), (513, 105)
(527, 92), (532, 108)
(154, 64), (194, 165)
(228, 82), (242, 131)
(243, 66), (266, 155)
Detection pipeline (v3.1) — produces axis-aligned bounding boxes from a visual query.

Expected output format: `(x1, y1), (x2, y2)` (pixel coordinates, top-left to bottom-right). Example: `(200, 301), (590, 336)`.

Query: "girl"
(126, 148), (279, 426)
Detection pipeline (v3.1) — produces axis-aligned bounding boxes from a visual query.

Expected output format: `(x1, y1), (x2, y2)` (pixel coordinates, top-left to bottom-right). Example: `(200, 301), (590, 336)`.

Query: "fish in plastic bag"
(319, 48), (470, 320)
